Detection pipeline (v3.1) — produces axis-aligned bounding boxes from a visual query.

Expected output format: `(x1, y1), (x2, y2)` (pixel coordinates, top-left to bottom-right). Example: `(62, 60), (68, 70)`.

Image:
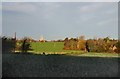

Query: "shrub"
(15, 41), (22, 51)
(114, 41), (120, 53)
(86, 39), (96, 52)
(69, 38), (78, 50)
(86, 39), (107, 52)
(2, 36), (16, 53)
(64, 38), (70, 50)
(77, 39), (86, 50)
(20, 38), (31, 53)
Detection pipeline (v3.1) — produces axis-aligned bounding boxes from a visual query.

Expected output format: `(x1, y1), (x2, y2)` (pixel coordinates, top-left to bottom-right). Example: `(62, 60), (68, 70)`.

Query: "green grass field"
(31, 42), (64, 52)
(28, 42), (120, 57)
(30, 42), (82, 54)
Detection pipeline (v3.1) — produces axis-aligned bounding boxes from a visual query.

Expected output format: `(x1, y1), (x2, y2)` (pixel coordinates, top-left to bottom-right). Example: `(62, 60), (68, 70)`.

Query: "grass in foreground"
(69, 52), (120, 58)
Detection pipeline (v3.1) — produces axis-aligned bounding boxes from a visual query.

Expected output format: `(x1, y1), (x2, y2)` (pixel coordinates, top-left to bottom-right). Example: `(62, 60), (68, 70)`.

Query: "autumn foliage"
(64, 36), (119, 53)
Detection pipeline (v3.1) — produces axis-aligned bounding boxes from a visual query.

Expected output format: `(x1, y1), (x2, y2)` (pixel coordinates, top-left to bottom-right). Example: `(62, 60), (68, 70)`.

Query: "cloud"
(97, 18), (117, 26)
(2, 2), (118, 40)
(79, 2), (117, 13)
(76, 2), (117, 25)
(2, 2), (61, 19)
(79, 3), (104, 13)
(2, 0), (119, 2)
(92, 0), (119, 2)
(37, 3), (61, 19)
(2, 3), (38, 14)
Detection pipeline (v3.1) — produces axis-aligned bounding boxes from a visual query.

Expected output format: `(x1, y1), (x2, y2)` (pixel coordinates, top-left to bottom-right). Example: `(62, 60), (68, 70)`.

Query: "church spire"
(13, 32), (16, 40)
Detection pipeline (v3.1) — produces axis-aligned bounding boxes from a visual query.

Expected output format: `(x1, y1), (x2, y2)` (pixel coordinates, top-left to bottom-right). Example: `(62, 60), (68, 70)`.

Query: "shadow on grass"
(2, 51), (120, 77)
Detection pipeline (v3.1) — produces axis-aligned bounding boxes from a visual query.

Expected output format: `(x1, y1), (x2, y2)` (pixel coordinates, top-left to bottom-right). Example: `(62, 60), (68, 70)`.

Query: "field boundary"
(14, 50), (120, 58)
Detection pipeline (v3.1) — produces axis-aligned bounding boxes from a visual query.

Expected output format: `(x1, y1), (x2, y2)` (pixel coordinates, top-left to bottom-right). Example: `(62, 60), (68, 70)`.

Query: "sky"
(2, 2), (118, 40)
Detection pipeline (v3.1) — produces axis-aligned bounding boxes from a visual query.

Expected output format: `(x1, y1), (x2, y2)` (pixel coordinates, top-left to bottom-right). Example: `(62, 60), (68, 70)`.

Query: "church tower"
(12, 32), (16, 40)
(14, 32), (16, 40)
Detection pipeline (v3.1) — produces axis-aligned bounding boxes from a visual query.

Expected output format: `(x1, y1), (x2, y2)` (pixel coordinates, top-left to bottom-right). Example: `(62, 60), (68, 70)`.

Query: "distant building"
(39, 36), (45, 42)
(12, 32), (16, 40)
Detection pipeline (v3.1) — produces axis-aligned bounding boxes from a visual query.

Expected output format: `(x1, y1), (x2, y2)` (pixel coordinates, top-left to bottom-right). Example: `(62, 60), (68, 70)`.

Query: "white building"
(39, 36), (45, 42)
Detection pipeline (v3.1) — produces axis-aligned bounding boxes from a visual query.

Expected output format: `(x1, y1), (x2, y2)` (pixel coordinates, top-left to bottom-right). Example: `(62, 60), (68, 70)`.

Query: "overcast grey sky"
(2, 2), (118, 40)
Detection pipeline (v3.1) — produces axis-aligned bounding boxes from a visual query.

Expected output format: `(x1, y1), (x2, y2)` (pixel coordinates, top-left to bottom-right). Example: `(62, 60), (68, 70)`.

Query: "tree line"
(1, 36), (31, 53)
(1, 36), (120, 53)
(64, 36), (120, 53)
